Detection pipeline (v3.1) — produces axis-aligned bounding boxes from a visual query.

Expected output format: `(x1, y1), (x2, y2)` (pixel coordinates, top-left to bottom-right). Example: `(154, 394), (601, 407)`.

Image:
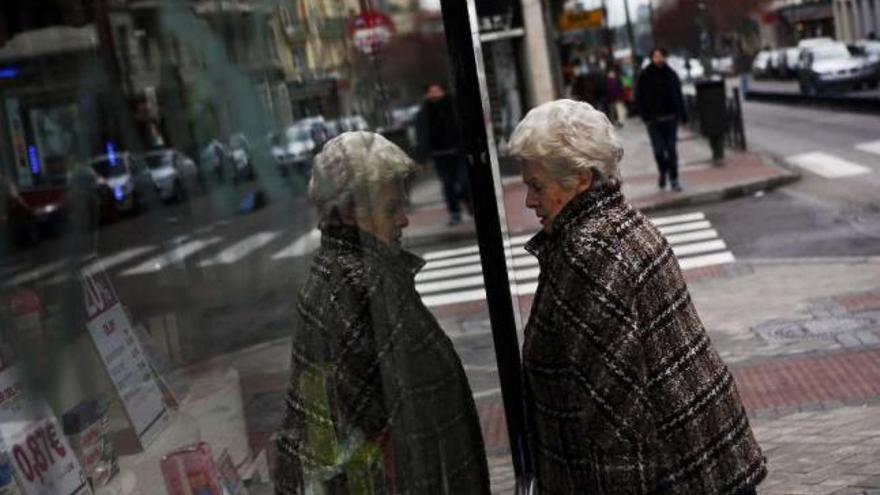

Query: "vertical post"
(734, 87), (747, 151)
(438, 0), (532, 492)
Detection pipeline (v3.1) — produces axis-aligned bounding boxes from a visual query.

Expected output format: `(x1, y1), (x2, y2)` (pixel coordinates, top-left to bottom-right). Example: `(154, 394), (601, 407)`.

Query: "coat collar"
(320, 224), (426, 277)
(524, 183), (624, 259)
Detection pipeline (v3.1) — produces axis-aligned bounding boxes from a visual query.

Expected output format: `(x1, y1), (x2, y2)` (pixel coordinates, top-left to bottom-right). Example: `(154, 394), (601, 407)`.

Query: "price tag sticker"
(0, 367), (90, 495)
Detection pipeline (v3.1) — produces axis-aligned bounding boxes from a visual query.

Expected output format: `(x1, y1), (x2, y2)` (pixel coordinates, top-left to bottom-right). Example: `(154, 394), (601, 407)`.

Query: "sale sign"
(0, 365), (90, 495)
(81, 268), (168, 449)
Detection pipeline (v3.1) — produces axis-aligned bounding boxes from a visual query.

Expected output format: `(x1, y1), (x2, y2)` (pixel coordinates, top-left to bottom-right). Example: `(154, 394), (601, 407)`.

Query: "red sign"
(347, 11), (396, 56)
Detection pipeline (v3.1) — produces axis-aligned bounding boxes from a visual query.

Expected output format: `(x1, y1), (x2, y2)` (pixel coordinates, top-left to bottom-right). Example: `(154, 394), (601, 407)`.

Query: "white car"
(271, 125), (317, 178)
(142, 149), (201, 202)
(88, 153), (144, 215)
(752, 50), (774, 78)
(228, 133), (256, 182)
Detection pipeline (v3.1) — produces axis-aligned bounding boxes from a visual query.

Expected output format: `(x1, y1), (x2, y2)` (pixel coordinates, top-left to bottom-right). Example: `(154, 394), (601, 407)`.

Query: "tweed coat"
(275, 225), (490, 495)
(522, 184), (766, 494)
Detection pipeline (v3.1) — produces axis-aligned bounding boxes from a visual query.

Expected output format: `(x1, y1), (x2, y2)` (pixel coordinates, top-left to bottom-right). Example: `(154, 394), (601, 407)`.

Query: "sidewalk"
(149, 257), (880, 494)
(403, 117), (798, 247)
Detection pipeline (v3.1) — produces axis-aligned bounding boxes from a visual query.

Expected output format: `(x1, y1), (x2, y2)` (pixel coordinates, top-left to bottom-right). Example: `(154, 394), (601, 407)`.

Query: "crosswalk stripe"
(678, 251), (735, 270)
(855, 140), (880, 156)
(416, 254), (538, 282)
(422, 233), (534, 261)
(650, 212), (706, 227)
(416, 265), (541, 295)
(421, 287), (488, 307)
(658, 220), (712, 235)
(82, 246), (157, 276)
(200, 231), (281, 267)
(6, 259), (72, 286)
(272, 228), (320, 259)
(671, 239), (727, 257)
(665, 229), (719, 245)
(122, 237), (223, 275)
(786, 152), (871, 178)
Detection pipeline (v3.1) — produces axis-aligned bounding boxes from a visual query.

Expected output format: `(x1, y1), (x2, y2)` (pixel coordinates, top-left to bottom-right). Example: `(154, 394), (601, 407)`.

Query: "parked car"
(228, 133), (256, 182)
(780, 47), (802, 78)
(88, 153), (148, 216)
(641, 55), (705, 81)
(752, 50), (774, 78)
(270, 125), (316, 178)
(199, 139), (230, 181)
(2, 174), (70, 246)
(799, 42), (880, 94)
(711, 56), (735, 76)
(798, 37), (835, 50)
(141, 148), (202, 202)
(851, 40), (880, 62)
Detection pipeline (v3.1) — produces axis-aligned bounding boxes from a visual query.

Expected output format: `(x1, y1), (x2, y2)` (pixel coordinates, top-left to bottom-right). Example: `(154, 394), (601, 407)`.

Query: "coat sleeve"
(671, 71), (687, 123)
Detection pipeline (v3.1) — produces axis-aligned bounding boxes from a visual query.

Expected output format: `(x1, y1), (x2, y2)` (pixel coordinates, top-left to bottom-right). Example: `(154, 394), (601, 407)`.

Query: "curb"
(745, 90), (880, 115)
(634, 153), (801, 214)
(403, 153), (801, 246)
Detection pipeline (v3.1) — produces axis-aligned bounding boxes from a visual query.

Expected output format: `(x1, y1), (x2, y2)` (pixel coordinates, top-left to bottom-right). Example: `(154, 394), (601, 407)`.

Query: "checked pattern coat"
(275, 225), (490, 495)
(523, 184), (766, 494)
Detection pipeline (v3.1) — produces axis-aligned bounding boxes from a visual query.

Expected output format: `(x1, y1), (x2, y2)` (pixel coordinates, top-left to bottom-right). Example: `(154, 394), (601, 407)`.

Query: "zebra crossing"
(3, 211), (733, 310)
(785, 139), (879, 179)
(416, 211), (734, 309)
(2, 224), (324, 287)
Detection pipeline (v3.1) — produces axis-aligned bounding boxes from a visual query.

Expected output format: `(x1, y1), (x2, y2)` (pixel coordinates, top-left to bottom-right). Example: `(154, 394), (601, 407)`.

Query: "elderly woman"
(275, 132), (490, 495)
(509, 100), (765, 494)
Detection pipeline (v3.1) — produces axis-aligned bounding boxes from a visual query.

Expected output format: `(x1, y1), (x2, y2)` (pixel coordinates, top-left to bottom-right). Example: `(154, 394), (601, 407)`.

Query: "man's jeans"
(647, 119), (679, 185)
(434, 153), (471, 219)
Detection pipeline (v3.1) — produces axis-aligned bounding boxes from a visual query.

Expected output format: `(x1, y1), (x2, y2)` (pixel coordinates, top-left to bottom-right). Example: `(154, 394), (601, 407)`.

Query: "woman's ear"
(577, 169), (594, 193)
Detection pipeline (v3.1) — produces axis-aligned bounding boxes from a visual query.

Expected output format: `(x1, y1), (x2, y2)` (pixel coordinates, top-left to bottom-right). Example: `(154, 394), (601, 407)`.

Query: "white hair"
(508, 99), (623, 187)
(308, 131), (416, 219)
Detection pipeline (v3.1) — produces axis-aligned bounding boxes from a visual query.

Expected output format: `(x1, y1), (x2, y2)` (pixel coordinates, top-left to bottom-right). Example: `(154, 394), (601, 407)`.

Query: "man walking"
(416, 83), (471, 225)
(636, 48), (687, 191)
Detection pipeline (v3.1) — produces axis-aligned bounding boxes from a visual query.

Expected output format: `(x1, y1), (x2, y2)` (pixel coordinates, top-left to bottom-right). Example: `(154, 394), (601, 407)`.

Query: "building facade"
(834, 0), (879, 41)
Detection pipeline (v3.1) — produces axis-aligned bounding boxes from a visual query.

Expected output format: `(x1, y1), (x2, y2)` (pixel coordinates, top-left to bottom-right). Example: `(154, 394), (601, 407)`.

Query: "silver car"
(799, 42), (879, 94)
(142, 149), (202, 202)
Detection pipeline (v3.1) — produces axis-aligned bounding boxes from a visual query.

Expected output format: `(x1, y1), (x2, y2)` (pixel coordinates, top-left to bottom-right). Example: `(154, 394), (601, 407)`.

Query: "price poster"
(0, 365), (91, 495)
(81, 267), (168, 449)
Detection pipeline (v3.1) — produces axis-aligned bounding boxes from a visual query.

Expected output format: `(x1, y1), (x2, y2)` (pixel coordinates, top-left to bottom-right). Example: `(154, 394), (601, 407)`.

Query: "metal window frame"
(437, 0), (533, 491)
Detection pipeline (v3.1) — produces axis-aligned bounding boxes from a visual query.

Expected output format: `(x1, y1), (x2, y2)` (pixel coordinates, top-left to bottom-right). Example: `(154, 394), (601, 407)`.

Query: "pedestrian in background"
(415, 82), (471, 226)
(509, 99), (766, 494)
(275, 131), (490, 495)
(605, 68), (626, 128)
(636, 47), (687, 192)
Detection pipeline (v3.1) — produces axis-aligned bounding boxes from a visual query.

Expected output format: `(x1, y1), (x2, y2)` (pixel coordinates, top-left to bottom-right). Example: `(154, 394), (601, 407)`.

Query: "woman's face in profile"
(357, 180), (410, 246)
(522, 161), (590, 233)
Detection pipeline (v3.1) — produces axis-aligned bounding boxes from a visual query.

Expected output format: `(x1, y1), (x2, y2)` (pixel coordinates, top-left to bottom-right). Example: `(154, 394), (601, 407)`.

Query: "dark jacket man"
(636, 62), (686, 124)
(523, 183), (766, 494)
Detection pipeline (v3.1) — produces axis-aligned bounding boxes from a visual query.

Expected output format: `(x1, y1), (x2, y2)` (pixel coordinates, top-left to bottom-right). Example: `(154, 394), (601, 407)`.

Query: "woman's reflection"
(275, 132), (490, 495)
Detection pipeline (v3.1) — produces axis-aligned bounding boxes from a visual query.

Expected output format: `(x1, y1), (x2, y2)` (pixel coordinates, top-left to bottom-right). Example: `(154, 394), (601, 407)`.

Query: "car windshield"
(285, 127), (311, 142)
(91, 158), (128, 178)
(143, 152), (173, 170)
(812, 44), (851, 61)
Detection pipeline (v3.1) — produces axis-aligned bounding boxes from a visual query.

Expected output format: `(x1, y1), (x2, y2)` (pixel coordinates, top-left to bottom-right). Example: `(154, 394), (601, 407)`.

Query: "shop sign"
(558, 8), (604, 32)
(0, 365), (91, 495)
(81, 268), (168, 449)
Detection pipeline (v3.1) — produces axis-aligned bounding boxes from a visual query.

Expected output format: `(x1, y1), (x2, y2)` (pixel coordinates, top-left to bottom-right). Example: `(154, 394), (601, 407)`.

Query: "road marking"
(650, 212), (706, 227)
(678, 251), (736, 270)
(422, 233), (533, 261)
(786, 152), (871, 178)
(82, 246), (157, 276)
(665, 229), (719, 245)
(671, 239), (727, 257)
(122, 237), (223, 275)
(5, 259), (72, 286)
(272, 228), (320, 259)
(855, 140), (880, 156)
(200, 231), (281, 266)
(658, 220), (712, 235)
(417, 211), (735, 308)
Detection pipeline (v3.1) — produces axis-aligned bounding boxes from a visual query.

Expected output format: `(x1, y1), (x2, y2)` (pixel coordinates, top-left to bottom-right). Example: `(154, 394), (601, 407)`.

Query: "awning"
(0, 24), (98, 62)
(778, 0), (833, 24)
